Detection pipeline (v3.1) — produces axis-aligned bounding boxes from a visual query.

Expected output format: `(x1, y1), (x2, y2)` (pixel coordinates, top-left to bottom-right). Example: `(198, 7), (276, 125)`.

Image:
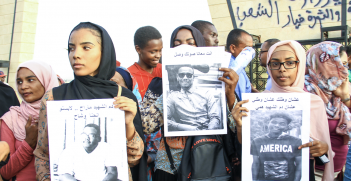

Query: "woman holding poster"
(0, 60), (59, 181)
(232, 40), (334, 181)
(33, 22), (147, 181)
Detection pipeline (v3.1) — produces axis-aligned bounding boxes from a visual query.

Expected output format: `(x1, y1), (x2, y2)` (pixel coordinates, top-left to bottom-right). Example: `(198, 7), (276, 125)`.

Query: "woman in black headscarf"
(150, 25), (239, 181)
(33, 22), (147, 181)
(0, 82), (19, 117)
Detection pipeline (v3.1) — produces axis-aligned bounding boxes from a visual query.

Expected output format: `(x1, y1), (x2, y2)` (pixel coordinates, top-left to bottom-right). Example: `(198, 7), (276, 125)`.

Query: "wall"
(208, 0), (351, 46)
(0, 0), (38, 89)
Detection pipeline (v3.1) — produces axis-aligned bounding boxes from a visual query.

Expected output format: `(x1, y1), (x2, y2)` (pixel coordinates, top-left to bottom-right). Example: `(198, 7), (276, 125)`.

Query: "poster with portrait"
(241, 93), (310, 181)
(162, 45), (230, 137)
(47, 99), (128, 181)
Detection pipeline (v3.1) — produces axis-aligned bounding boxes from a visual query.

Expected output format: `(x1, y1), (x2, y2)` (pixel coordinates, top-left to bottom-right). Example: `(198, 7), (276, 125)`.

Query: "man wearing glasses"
(58, 124), (119, 181)
(259, 39), (280, 91)
(167, 66), (221, 131)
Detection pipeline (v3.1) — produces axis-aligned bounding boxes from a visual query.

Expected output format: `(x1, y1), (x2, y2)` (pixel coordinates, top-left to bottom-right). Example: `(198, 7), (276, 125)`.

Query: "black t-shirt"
(251, 134), (302, 181)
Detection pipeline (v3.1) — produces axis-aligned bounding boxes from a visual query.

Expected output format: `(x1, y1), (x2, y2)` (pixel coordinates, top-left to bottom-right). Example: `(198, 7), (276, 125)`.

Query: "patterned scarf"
(304, 41), (351, 141)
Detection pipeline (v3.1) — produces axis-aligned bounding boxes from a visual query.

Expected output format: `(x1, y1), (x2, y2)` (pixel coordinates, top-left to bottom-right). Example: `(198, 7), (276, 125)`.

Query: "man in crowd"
(258, 39), (280, 90)
(251, 112), (302, 181)
(58, 124), (119, 181)
(226, 29), (256, 100)
(191, 20), (219, 47)
(167, 66), (221, 131)
(0, 71), (8, 85)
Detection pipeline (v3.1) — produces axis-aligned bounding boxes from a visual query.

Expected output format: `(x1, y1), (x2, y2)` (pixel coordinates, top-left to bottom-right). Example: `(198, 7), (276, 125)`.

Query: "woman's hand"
(113, 96), (137, 126)
(24, 115), (38, 149)
(332, 77), (350, 99)
(218, 67), (239, 109)
(114, 96), (137, 141)
(231, 100), (249, 128)
(298, 140), (328, 157)
(231, 100), (249, 144)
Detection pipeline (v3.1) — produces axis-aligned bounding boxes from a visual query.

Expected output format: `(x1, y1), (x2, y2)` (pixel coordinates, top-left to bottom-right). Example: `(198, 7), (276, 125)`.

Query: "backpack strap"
(161, 127), (178, 175)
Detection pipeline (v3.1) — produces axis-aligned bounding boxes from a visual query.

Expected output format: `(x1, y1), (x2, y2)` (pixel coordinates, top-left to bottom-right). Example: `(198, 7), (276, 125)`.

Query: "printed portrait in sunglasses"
(166, 65), (222, 132)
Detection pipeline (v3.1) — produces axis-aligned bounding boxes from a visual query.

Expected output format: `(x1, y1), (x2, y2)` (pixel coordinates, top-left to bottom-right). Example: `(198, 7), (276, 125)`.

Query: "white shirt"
(58, 142), (118, 181)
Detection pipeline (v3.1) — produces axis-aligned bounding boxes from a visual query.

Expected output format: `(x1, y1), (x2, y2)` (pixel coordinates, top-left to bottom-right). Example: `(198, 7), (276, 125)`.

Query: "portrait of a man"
(250, 112), (302, 181)
(58, 124), (119, 181)
(167, 66), (222, 131)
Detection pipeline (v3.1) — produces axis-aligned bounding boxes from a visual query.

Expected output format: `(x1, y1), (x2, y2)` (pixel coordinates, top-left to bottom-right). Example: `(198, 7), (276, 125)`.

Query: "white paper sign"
(162, 45), (229, 137)
(47, 99), (128, 181)
(242, 93), (310, 181)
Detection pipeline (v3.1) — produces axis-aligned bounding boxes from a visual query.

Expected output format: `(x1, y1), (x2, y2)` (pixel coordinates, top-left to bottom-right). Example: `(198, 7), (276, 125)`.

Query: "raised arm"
(127, 131), (144, 167)
(33, 90), (54, 181)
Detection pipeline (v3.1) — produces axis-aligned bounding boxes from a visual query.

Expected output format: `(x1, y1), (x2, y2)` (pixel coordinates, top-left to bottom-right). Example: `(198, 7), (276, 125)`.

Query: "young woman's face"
(269, 50), (299, 87)
(136, 38), (163, 68)
(17, 68), (45, 103)
(69, 29), (102, 77)
(173, 29), (197, 47)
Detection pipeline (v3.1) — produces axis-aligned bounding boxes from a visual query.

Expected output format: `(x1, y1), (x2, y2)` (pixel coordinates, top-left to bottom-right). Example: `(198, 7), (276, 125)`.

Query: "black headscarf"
(170, 25), (206, 48)
(52, 22), (147, 181)
(168, 25), (207, 91)
(0, 82), (20, 117)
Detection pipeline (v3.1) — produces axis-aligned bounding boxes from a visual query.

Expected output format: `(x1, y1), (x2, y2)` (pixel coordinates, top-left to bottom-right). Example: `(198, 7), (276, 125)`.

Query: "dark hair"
(134, 26), (162, 49)
(84, 123), (101, 137)
(226, 29), (250, 51)
(264, 39), (280, 48)
(270, 113), (293, 125)
(339, 46), (346, 56)
(191, 20), (214, 34)
(345, 46), (351, 57)
(71, 22), (102, 45)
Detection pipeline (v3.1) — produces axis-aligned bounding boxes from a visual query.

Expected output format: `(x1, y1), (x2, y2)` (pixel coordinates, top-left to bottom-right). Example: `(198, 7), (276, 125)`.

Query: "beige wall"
(0, 0), (38, 89)
(208, 0), (351, 46)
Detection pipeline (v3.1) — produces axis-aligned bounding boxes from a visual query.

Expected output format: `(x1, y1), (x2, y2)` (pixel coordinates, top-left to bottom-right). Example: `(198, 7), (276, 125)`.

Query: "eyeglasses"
(178, 73), (193, 78)
(268, 61), (299, 70)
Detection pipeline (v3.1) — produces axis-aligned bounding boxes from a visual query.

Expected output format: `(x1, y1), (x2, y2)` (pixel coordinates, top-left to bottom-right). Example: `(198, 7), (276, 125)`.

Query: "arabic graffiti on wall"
(235, 0), (350, 29)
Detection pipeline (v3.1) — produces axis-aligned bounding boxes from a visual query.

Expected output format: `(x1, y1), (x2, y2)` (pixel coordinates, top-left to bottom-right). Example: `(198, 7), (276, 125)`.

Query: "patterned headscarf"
(305, 41), (351, 142)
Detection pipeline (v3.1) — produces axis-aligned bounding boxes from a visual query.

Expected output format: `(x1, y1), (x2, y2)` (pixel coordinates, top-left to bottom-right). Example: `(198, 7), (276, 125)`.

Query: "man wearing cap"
(0, 71), (8, 85)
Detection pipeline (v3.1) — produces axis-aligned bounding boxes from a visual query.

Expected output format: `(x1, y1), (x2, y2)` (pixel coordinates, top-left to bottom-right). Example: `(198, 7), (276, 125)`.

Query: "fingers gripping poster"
(242, 93), (310, 181)
(47, 99), (128, 181)
(162, 45), (230, 137)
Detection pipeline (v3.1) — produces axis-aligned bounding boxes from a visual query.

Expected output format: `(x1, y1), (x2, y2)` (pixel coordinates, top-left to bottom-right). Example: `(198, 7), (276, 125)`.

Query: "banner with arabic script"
(47, 99), (128, 181)
(241, 93), (310, 181)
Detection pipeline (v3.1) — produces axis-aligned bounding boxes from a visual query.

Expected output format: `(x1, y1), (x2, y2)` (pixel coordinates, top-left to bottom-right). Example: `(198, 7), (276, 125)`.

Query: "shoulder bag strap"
(161, 127), (178, 175)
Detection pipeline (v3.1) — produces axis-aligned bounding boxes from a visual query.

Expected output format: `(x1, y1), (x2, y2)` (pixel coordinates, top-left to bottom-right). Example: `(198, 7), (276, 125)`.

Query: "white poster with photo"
(162, 45), (230, 137)
(241, 93), (310, 181)
(47, 99), (128, 181)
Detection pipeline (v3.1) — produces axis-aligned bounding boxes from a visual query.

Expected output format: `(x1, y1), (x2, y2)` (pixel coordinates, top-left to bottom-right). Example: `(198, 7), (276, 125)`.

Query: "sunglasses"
(178, 73), (193, 78)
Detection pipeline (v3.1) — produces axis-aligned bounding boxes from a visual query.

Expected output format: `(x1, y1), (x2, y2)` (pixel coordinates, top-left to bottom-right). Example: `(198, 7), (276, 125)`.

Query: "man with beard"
(58, 124), (119, 181)
(167, 66), (221, 131)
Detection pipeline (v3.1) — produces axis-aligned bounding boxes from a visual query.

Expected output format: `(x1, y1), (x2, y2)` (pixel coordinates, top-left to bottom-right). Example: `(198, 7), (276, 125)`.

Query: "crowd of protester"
(0, 20), (351, 181)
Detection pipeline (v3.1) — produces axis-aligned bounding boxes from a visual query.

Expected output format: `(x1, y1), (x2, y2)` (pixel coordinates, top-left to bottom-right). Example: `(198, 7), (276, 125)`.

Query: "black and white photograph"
(250, 110), (302, 181)
(162, 46), (229, 137)
(47, 99), (128, 181)
(242, 93), (310, 181)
